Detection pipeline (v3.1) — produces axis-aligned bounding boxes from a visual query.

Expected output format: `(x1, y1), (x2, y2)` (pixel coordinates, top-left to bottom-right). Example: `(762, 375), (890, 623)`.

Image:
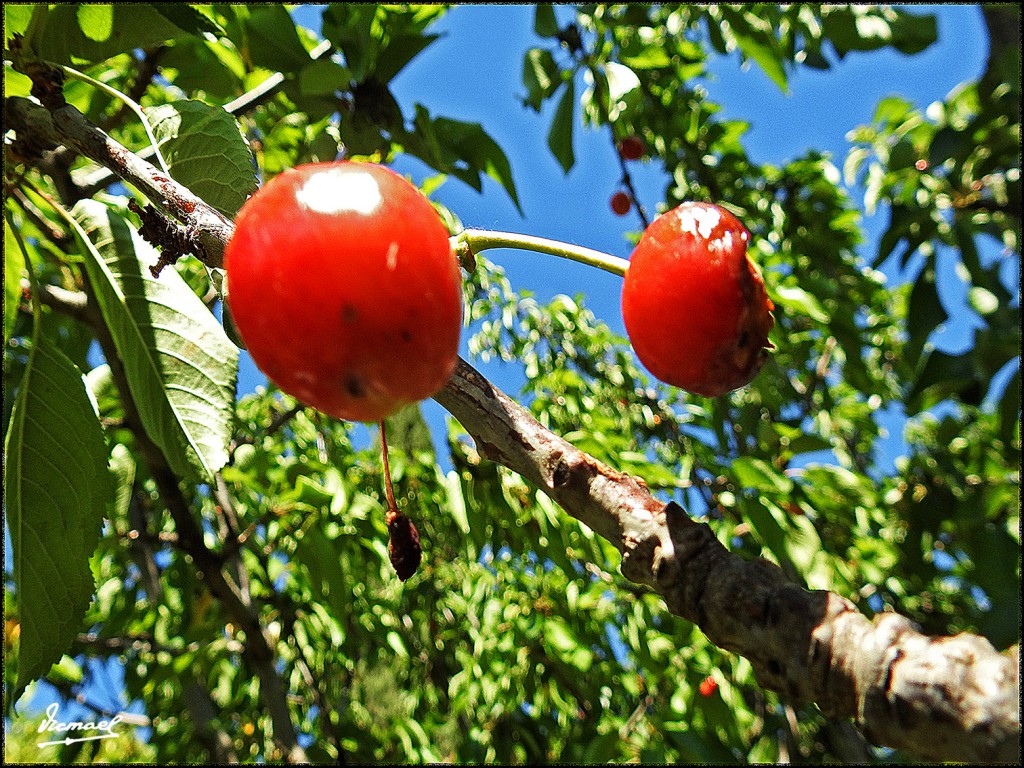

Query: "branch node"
(129, 198), (202, 276)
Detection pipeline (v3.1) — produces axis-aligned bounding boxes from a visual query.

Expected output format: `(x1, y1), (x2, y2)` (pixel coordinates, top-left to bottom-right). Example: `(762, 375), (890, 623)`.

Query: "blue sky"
(273, 4), (998, 467)
(8, 1), (1004, 740)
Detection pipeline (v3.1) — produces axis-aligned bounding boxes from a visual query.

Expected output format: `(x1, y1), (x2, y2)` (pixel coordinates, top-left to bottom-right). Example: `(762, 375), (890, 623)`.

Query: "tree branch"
(432, 358), (1020, 763)
(12, 84), (1018, 764)
(5, 95), (233, 269)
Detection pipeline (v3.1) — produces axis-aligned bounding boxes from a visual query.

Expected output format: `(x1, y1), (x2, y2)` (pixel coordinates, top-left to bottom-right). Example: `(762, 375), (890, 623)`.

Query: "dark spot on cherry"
(346, 375), (366, 398)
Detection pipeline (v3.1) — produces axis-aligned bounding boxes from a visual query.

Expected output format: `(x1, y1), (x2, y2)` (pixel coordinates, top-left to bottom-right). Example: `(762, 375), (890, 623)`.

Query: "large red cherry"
(225, 161), (463, 422)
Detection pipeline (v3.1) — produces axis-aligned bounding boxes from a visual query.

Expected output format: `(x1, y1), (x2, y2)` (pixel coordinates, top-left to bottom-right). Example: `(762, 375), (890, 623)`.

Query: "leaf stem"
(455, 228), (629, 278)
(58, 62), (171, 176)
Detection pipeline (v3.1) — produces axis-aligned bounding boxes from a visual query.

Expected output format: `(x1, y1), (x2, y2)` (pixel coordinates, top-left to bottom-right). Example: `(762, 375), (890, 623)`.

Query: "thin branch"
(22, 279), (91, 325)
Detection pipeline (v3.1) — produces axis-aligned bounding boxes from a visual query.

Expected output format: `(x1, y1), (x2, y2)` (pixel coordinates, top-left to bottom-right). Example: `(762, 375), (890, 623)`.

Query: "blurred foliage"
(3, 2), (1020, 764)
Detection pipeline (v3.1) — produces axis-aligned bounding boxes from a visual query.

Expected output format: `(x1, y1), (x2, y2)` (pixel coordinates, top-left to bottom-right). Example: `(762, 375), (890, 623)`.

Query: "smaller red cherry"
(621, 201), (775, 397)
(610, 190), (632, 216)
(699, 675), (718, 697)
(617, 135), (645, 161)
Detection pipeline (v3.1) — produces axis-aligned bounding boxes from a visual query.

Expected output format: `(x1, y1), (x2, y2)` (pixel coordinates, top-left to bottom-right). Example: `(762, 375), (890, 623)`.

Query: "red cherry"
(617, 135), (645, 161)
(699, 675), (718, 697)
(225, 161), (463, 422)
(610, 190), (632, 216)
(621, 202), (774, 397)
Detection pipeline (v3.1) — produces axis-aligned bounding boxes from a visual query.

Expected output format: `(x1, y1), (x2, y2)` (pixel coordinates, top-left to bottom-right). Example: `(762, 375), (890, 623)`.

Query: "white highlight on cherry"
(297, 168), (382, 215)
(677, 204), (722, 240)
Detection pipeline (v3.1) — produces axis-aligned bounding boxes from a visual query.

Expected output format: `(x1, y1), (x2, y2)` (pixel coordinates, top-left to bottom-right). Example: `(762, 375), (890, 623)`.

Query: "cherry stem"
(455, 228), (629, 278)
(378, 420), (398, 523)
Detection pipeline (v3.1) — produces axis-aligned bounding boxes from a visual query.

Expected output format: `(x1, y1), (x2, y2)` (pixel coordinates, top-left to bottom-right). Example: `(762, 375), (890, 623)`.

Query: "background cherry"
(225, 161), (463, 423)
(699, 675), (718, 697)
(621, 202), (775, 397)
(617, 135), (645, 161)
(610, 190), (632, 216)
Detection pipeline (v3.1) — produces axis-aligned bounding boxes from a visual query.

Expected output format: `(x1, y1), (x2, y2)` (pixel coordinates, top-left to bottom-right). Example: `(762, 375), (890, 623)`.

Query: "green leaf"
(4, 217), (25, 348)
(522, 48), (561, 111)
(721, 7), (788, 93)
(443, 469), (471, 536)
(376, 32), (441, 84)
(383, 403), (435, 461)
(543, 617), (593, 671)
(72, 199), (238, 482)
(151, 4), (225, 39)
(908, 349), (983, 413)
(145, 100), (258, 217)
(4, 325), (110, 702)
(411, 106), (522, 213)
(242, 5), (310, 73)
(602, 61), (642, 122)
(293, 527), (348, 622)
(534, 4), (559, 38)
(77, 4), (113, 43)
(773, 284), (829, 323)
(905, 257), (947, 365)
(732, 456), (793, 495)
(283, 475), (336, 509)
(298, 58), (350, 97)
(3, 4), (33, 41)
(548, 80), (576, 174)
(743, 499), (797, 576)
(33, 5), (190, 64)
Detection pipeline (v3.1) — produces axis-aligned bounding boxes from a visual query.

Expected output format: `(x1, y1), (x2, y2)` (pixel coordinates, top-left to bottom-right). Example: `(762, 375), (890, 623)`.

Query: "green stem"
(59, 62), (171, 176)
(456, 228), (629, 278)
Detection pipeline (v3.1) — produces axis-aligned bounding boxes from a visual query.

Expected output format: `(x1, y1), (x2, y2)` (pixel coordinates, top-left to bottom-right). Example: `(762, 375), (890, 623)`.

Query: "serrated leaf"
(145, 100), (258, 217)
(4, 327), (110, 702)
(72, 199), (238, 482)
(548, 80), (576, 173)
(3, 4), (33, 41)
